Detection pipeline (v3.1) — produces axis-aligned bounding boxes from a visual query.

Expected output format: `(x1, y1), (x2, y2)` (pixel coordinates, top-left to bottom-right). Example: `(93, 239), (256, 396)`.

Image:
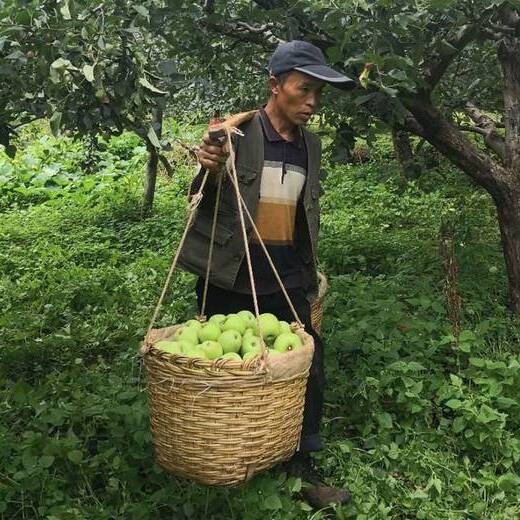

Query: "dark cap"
(268, 40), (356, 90)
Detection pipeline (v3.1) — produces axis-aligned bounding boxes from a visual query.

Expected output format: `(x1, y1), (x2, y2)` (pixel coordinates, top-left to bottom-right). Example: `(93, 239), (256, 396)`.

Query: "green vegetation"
(1, 122), (520, 519)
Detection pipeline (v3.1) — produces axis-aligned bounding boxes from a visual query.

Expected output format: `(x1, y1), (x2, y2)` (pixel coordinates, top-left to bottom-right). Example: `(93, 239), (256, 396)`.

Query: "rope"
(144, 170), (210, 344)
(225, 128), (266, 356)
(223, 157), (303, 328)
(200, 172), (224, 318)
(145, 123), (304, 356)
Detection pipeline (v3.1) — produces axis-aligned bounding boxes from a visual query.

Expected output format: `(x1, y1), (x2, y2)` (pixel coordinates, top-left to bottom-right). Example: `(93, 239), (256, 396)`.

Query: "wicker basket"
(141, 324), (314, 486)
(310, 272), (328, 333)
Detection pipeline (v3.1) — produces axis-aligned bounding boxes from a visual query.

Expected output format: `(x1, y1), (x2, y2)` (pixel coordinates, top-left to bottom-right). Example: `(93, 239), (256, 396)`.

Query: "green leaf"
(49, 111), (62, 137)
(431, 477), (442, 495)
(288, 476), (302, 493)
(5, 144), (16, 158)
(50, 57), (74, 70)
(40, 455), (55, 468)
(388, 69), (408, 81)
(376, 412), (393, 429)
(449, 374), (463, 386)
(133, 5), (150, 19)
(147, 126), (161, 149)
(445, 399), (462, 409)
(458, 342), (472, 353)
(326, 46), (343, 62)
(60, 0), (71, 20)
(496, 397), (517, 409)
(381, 85), (398, 97)
(354, 92), (378, 106)
(438, 39), (458, 56)
(453, 416), (466, 433)
(459, 330), (476, 342)
(67, 450), (83, 464)
(263, 494), (282, 510)
(82, 64), (95, 82)
(339, 440), (353, 453)
(139, 77), (167, 95)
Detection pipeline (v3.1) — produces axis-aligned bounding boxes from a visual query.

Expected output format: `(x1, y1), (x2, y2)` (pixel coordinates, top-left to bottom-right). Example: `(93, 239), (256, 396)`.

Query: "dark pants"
(195, 278), (324, 452)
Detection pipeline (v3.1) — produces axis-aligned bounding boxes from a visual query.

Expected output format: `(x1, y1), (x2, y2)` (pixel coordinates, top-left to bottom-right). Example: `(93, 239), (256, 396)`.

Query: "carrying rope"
(199, 172), (224, 319)
(144, 123), (305, 353)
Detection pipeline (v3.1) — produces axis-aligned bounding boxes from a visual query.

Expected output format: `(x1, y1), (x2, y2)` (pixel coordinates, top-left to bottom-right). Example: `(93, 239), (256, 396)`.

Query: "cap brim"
(293, 65), (357, 90)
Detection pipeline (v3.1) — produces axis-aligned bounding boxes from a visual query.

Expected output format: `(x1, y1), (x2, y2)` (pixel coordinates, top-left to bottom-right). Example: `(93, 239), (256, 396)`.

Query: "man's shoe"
(283, 452), (351, 509)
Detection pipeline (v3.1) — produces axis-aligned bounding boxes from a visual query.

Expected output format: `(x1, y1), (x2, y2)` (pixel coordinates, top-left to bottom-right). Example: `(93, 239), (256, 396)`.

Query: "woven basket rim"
(142, 321), (314, 378)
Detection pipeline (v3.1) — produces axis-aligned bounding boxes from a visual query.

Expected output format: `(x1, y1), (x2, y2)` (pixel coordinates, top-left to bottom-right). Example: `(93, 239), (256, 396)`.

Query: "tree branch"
(203, 0), (215, 14)
(421, 5), (501, 91)
(362, 93), (428, 138)
(203, 19), (284, 46)
(421, 23), (481, 91)
(252, 0), (285, 9)
(158, 154), (174, 177)
(403, 95), (509, 195)
(490, 21), (516, 35)
(457, 125), (489, 135)
(463, 101), (506, 161)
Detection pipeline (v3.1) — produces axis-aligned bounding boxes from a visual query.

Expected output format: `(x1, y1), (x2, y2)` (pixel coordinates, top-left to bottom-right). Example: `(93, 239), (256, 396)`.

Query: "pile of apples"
(154, 310), (303, 361)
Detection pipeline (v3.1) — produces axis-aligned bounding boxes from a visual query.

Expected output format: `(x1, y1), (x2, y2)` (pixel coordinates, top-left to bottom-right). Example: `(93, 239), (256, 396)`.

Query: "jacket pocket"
(236, 164), (258, 184)
(191, 216), (233, 246)
(221, 164), (258, 209)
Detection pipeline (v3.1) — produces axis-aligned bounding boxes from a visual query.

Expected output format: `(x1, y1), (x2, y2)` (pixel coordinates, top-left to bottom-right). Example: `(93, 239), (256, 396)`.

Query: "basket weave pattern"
(143, 328), (314, 486)
(310, 272), (328, 333)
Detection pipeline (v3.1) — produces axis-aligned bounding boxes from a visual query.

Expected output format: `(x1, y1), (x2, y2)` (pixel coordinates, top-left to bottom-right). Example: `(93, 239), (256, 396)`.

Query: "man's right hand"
(197, 132), (230, 173)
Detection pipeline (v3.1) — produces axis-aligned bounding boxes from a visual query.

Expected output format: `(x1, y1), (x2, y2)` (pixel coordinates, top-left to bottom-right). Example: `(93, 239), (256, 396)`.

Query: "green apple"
(199, 340), (223, 360)
(198, 322), (222, 343)
(208, 314), (226, 327)
(268, 349), (283, 357)
(279, 320), (291, 334)
(183, 343), (206, 359)
(273, 332), (303, 352)
(178, 340), (196, 352)
(222, 313), (246, 335)
(219, 329), (242, 354)
(155, 340), (183, 355)
(243, 328), (256, 339)
(241, 335), (263, 356)
(237, 310), (256, 330)
(258, 313), (280, 344)
(185, 319), (203, 330)
(173, 326), (199, 345)
(220, 352), (242, 361)
(243, 351), (261, 361)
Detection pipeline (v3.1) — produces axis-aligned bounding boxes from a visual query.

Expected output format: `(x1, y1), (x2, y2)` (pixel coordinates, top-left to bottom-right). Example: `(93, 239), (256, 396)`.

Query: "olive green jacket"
(178, 112), (321, 303)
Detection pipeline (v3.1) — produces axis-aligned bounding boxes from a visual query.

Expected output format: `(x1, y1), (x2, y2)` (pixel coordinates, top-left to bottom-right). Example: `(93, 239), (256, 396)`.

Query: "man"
(178, 40), (356, 508)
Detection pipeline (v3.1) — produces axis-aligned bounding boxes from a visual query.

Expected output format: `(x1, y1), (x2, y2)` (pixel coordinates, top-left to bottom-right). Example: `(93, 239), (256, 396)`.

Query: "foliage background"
(1, 118), (520, 519)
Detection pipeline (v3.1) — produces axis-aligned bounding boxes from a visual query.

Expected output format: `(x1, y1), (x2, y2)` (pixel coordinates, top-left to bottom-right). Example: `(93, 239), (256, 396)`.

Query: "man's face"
(271, 71), (325, 126)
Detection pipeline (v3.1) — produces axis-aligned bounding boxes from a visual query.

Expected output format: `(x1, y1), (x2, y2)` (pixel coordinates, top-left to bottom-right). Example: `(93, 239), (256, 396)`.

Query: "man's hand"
(197, 133), (230, 173)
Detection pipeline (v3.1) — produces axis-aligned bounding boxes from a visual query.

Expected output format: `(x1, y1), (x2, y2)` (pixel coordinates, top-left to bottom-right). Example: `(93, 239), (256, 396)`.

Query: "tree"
(175, 0), (520, 316)
(0, 0), (183, 212)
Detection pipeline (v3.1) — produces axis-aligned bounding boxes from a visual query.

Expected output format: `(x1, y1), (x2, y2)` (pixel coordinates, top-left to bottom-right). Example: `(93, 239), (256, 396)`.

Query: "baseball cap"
(268, 40), (356, 90)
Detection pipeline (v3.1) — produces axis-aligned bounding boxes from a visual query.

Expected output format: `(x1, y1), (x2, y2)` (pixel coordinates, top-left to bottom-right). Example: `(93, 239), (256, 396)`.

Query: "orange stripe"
(251, 202), (296, 244)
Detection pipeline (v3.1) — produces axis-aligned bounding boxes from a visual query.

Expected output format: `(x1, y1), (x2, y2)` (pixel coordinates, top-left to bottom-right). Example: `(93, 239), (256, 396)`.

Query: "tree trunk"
(439, 223), (462, 339)
(494, 189), (520, 315)
(391, 127), (415, 184)
(141, 108), (163, 217)
(400, 94), (520, 314)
